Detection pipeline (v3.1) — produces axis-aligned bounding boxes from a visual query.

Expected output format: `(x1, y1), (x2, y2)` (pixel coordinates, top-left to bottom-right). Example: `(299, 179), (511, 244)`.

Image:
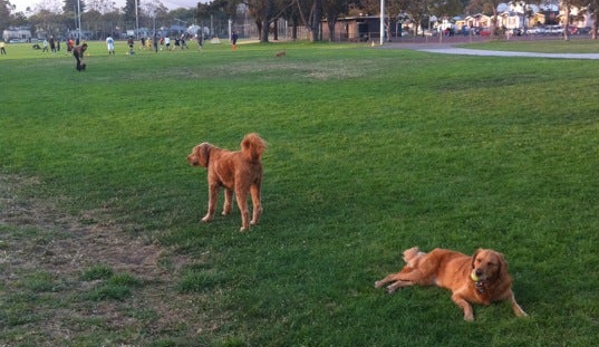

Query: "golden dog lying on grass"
(187, 133), (267, 232)
(375, 247), (528, 321)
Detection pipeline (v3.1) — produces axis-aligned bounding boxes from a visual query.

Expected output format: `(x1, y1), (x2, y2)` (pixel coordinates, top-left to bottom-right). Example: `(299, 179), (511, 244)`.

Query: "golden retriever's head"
(187, 143), (212, 167)
(471, 249), (508, 283)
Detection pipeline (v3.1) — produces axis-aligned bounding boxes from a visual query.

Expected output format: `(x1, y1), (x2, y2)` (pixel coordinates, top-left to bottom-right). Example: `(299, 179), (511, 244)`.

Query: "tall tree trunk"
(261, 17), (269, 42)
(563, 5), (570, 41)
(310, 0), (322, 42)
(292, 21), (298, 40)
(592, 14), (598, 40)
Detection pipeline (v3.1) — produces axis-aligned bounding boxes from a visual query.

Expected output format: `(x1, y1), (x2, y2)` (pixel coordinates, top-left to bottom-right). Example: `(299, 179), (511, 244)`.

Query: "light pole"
(135, 0), (139, 39)
(77, 0), (82, 44)
(379, 0), (385, 45)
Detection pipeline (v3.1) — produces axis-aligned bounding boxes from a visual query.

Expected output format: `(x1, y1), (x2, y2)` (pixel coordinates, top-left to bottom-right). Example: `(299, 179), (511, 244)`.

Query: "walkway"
(384, 42), (599, 60)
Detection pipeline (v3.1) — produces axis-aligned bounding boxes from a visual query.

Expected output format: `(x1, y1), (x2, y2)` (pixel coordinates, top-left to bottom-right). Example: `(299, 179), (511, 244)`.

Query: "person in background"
(196, 34), (203, 50)
(0, 40), (6, 55)
(73, 43), (88, 71)
(106, 35), (115, 55)
(49, 36), (56, 53)
(231, 31), (238, 50)
(127, 36), (134, 53)
(181, 34), (187, 49)
(67, 38), (75, 55)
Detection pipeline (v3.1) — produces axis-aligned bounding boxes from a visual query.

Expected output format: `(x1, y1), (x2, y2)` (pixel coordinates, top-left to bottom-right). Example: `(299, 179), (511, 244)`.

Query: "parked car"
(545, 25), (563, 35)
(525, 27), (545, 35)
(423, 29), (437, 37)
(509, 28), (522, 36)
(567, 26), (579, 35)
(476, 27), (492, 36)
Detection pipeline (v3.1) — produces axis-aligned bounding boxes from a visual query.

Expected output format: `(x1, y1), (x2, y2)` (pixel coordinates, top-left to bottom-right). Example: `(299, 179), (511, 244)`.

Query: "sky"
(10, 0), (206, 13)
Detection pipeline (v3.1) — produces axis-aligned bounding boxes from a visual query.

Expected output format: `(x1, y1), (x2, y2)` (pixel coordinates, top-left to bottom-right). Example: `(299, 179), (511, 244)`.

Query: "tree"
(322, 0), (346, 42)
(243, 0), (291, 42)
(560, 0), (587, 41)
(293, 0), (323, 42)
(583, 1), (599, 39)
(1, 0), (12, 32)
(480, 0), (502, 37)
(123, 0), (136, 27)
(197, 0), (239, 38)
(86, 0), (116, 15)
(63, 0), (85, 14)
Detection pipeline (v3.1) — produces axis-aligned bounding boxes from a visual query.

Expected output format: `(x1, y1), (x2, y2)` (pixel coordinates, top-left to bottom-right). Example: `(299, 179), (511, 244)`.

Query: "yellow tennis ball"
(470, 272), (480, 282)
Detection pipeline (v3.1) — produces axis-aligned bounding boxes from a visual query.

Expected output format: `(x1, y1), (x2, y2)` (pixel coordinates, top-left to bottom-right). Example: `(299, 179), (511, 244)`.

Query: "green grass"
(1, 40), (599, 347)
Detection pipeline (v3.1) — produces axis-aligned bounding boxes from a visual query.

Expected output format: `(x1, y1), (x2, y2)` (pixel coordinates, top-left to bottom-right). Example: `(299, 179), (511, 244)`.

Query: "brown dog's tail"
(241, 133), (267, 162)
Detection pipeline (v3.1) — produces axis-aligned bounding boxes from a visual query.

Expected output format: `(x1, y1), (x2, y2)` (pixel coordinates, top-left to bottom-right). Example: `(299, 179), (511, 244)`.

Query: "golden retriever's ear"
(197, 143), (211, 167)
(497, 252), (509, 280)
(471, 248), (482, 268)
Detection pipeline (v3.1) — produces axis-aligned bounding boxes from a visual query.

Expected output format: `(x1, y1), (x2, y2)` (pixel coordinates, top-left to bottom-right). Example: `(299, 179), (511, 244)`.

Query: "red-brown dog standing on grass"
(375, 247), (528, 321)
(187, 133), (267, 232)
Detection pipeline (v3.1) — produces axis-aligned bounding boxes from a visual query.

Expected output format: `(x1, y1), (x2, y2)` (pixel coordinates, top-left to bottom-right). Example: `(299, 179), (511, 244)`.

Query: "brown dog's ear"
(197, 143), (211, 167)
(471, 248), (482, 268)
(497, 252), (509, 280)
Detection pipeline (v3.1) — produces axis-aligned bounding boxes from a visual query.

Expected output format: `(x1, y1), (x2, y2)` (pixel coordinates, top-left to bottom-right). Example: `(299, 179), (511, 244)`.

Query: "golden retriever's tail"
(241, 133), (267, 162)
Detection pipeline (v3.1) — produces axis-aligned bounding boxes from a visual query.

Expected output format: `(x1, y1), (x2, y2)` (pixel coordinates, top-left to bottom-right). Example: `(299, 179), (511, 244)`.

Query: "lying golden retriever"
(187, 133), (267, 232)
(375, 247), (528, 321)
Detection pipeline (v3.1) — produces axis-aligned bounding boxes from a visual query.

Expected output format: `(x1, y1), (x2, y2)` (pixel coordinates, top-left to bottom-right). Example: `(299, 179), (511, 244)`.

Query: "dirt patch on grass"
(0, 174), (216, 346)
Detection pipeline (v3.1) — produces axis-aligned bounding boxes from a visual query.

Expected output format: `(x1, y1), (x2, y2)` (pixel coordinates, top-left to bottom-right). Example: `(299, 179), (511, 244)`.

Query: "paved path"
(384, 43), (599, 60)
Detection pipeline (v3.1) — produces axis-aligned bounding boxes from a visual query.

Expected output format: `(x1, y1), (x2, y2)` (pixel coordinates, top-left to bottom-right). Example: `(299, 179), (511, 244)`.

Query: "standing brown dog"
(187, 133), (267, 232)
(375, 247), (528, 321)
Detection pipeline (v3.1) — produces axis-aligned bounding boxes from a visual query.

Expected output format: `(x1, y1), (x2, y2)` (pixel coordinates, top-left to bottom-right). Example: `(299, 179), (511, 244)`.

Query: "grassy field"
(1, 40), (599, 347)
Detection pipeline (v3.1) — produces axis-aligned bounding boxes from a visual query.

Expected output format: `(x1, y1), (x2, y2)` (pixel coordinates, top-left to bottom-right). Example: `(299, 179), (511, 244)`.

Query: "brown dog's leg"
(250, 184), (262, 226)
(222, 188), (233, 216)
(508, 291), (528, 317)
(202, 184), (220, 223)
(451, 293), (475, 321)
(385, 279), (414, 293)
(375, 266), (426, 293)
(374, 273), (401, 289)
(235, 188), (250, 232)
(375, 271), (416, 293)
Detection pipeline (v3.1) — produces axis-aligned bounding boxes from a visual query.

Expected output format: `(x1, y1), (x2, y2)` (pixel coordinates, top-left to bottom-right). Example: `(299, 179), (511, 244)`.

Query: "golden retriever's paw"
(464, 313), (474, 322)
(201, 215), (213, 223)
(239, 226), (248, 232)
(515, 308), (528, 318)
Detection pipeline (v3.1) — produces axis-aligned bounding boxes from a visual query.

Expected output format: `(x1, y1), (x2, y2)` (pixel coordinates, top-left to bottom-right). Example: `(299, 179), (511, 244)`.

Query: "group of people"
(105, 35), (136, 55)
(71, 31), (240, 72)
(137, 34), (191, 52)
